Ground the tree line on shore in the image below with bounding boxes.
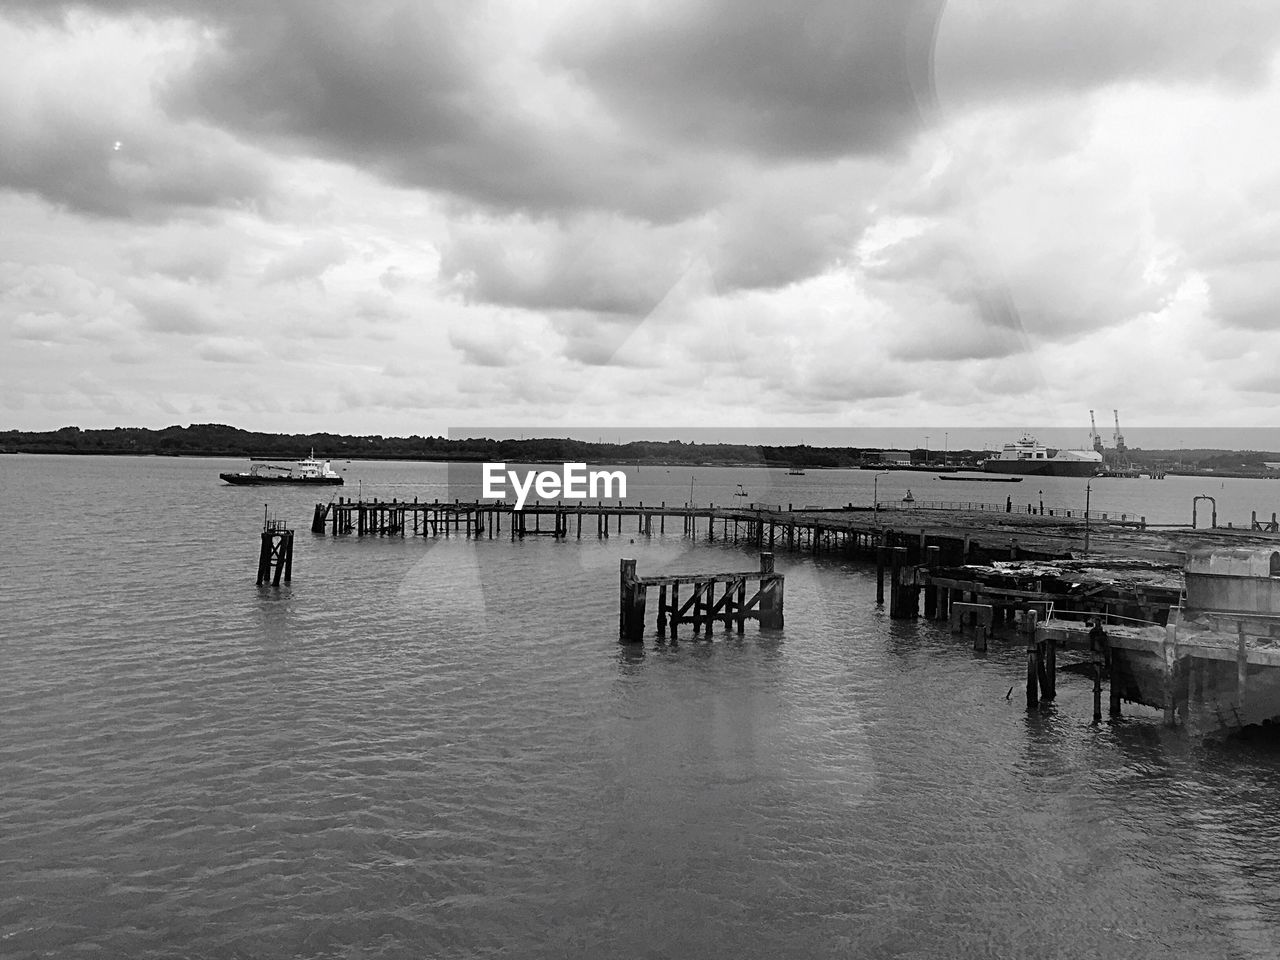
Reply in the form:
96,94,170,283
1,424,1276,476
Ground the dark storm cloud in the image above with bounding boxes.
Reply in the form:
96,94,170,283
557,0,946,158
0,116,271,221
9,0,946,222
156,1,721,221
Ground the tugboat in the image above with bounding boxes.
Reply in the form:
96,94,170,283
220,451,344,486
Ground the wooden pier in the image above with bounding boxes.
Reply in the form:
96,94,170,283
309,496,1254,568
1028,615,1280,731
619,553,784,643
309,495,1280,731
311,497,896,555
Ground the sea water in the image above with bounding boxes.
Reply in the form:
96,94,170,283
4,455,1280,958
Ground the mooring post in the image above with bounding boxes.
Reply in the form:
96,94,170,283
759,552,782,628
619,558,642,642
1025,610,1039,709
1036,639,1052,701
889,547,912,618
1027,643,1040,710
771,565,784,629
885,545,896,611
923,545,940,618
256,517,293,586
658,584,668,638
634,583,647,642
256,528,270,584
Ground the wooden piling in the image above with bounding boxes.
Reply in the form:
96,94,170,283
1026,641,1039,710
619,558,644,643
256,519,294,586
889,547,915,619
923,545,940,618
1035,641,1052,701
758,552,783,629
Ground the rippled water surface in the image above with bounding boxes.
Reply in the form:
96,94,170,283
5,455,1280,958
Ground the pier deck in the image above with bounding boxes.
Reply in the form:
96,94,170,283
313,496,1280,566
308,495,1280,732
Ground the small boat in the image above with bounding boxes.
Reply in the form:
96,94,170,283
787,466,806,475
220,451,344,486
902,489,914,503
734,484,750,497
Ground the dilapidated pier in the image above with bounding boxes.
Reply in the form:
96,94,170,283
311,495,1168,561
309,494,1280,732
914,545,1280,734
619,553,784,643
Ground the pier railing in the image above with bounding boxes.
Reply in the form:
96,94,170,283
873,500,1143,524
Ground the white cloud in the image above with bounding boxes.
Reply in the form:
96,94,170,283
2,1,1279,433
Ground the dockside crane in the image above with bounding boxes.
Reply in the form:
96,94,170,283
1113,409,1126,453
1089,410,1104,452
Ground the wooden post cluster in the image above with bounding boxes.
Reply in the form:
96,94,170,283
256,518,293,586
619,553,784,643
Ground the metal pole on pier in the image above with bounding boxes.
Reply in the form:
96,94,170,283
1084,481,1091,557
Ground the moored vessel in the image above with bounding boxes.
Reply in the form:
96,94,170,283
220,452,344,486
981,434,1101,478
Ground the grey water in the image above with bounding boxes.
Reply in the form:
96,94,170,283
5,455,1280,959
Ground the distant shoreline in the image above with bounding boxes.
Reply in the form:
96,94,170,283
3,433,1279,480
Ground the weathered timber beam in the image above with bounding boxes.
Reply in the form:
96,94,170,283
672,582,714,620
635,570,776,585
1037,624,1280,667
923,577,1062,600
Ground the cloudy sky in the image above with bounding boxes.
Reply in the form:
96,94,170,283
3,1,1280,440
